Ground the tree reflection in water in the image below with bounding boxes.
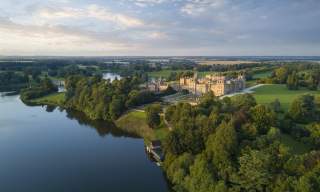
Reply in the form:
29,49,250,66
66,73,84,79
64,109,140,138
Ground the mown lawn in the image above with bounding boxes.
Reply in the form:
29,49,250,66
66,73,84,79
115,110,169,142
252,84,320,111
252,71,272,79
31,92,65,106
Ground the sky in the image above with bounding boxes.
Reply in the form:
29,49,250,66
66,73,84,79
0,0,319,56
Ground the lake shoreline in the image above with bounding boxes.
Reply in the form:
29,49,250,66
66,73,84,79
22,92,169,143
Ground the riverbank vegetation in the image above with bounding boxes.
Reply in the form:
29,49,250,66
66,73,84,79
0,71,29,91
20,78,58,102
30,92,65,106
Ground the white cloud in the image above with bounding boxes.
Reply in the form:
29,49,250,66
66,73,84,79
0,18,131,55
129,0,168,7
148,31,167,39
87,5,144,27
181,0,225,15
38,7,82,19
35,4,144,28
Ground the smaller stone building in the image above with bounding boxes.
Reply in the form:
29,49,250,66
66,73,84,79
147,78,169,92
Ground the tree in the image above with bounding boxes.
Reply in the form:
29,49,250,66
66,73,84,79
238,149,272,191
109,97,124,120
165,153,194,185
206,121,238,179
297,164,320,192
145,104,161,128
250,104,276,134
231,93,256,111
306,123,320,148
275,67,289,83
289,95,316,123
287,71,299,90
164,105,176,123
269,99,281,113
183,154,216,192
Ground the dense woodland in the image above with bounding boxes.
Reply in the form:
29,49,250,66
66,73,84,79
0,71,29,91
163,92,320,192
20,78,58,101
259,63,320,91
64,75,161,120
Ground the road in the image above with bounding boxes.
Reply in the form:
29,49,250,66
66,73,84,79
220,84,267,99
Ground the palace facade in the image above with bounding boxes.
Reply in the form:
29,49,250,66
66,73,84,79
179,74,246,96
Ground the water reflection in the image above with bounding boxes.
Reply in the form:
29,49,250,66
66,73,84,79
0,94,170,192
102,72,121,81
64,109,140,138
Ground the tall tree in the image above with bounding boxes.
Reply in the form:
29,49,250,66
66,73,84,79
145,104,161,128
206,121,238,179
289,95,316,123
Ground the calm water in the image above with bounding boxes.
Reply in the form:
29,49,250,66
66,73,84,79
0,94,169,192
102,73,121,81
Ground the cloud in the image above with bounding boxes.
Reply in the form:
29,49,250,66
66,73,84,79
181,0,225,15
0,0,319,56
148,31,167,39
35,4,144,28
87,5,144,27
0,17,133,55
128,0,168,7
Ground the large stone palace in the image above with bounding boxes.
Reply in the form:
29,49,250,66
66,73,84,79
179,73,246,96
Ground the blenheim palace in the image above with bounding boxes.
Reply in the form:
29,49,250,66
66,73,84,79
179,74,246,96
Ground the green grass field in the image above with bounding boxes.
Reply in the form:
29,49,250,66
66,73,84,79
31,92,65,106
147,70,186,78
147,70,217,79
116,110,169,142
252,71,272,79
252,84,320,111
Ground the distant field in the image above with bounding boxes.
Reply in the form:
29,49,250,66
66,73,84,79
198,60,259,65
148,70,217,78
148,70,186,78
252,71,272,79
252,84,320,111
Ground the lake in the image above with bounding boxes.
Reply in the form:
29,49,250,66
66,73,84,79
102,73,121,81
0,94,170,192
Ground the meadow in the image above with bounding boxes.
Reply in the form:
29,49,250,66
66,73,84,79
148,69,217,79
252,84,320,111
252,70,272,79
115,110,169,142
31,92,65,106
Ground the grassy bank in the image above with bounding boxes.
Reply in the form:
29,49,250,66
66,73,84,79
30,92,66,106
115,110,169,142
252,84,320,111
